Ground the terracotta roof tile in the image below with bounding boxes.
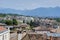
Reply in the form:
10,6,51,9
0,26,6,32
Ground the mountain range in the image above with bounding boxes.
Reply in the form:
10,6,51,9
0,7,60,17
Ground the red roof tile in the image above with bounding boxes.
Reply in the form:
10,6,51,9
0,26,6,32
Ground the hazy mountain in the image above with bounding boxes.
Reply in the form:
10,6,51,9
0,8,23,14
0,7,60,17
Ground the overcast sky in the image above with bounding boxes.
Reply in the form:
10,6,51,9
0,0,60,10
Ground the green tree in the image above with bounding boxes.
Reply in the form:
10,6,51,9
30,20,33,26
54,18,60,22
5,20,13,25
13,19,18,25
23,20,25,23
0,20,5,23
26,21,30,24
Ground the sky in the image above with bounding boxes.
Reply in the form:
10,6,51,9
0,0,60,10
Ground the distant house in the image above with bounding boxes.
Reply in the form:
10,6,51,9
51,28,60,33
0,23,14,30
20,23,29,30
5,26,14,30
46,33,60,40
53,25,60,29
13,23,29,31
3,15,13,20
33,26,49,31
0,23,6,26
0,26,10,40
20,23,27,27
0,17,4,20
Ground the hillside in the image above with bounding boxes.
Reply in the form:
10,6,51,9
0,7,60,17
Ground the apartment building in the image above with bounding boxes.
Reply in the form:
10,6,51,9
0,26,10,40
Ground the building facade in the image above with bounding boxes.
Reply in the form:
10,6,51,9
0,27,10,40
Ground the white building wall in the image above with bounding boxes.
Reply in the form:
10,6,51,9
18,33,22,40
4,32,10,40
18,33,26,40
0,30,10,40
0,35,3,40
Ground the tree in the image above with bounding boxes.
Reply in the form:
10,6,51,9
29,20,33,26
5,20,13,25
13,19,18,25
0,20,5,23
23,20,25,23
29,20,40,27
26,21,30,24
54,18,60,22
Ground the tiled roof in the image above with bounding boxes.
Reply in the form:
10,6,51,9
0,23,6,26
0,26,7,33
